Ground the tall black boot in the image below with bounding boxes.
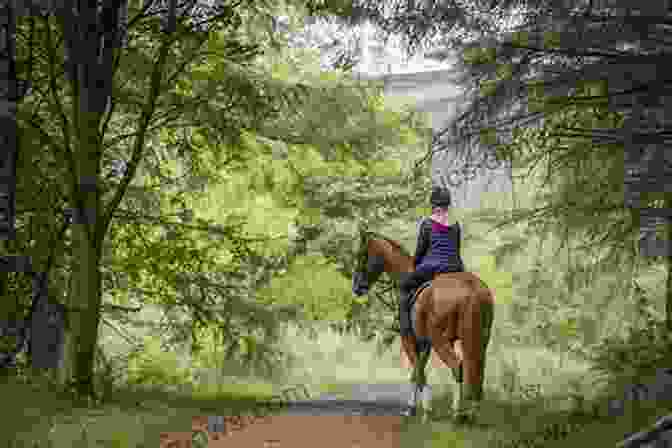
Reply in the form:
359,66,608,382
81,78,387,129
399,289,412,337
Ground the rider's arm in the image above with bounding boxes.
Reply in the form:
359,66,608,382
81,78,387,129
454,223,466,271
413,218,432,268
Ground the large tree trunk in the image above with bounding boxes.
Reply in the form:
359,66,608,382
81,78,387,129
666,195,672,333
0,2,18,241
56,0,119,399
69,217,102,398
68,102,104,398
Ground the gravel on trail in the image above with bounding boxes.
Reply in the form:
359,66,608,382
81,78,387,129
277,383,431,416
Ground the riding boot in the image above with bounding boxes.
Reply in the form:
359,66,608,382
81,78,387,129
399,289,413,337
415,336,431,358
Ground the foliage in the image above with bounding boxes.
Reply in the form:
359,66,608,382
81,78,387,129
116,2,429,376
587,284,672,385
125,336,196,389
307,0,672,339
0,0,437,395
304,0,526,60
6,0,305,395
258,254,352,322
279,8,366,71
206,18,432,340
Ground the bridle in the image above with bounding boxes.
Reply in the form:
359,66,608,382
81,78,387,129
352,223,388,294
354,225,370,273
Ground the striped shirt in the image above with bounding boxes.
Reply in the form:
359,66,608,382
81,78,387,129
416,220,464,274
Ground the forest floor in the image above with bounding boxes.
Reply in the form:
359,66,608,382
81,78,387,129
3,323,671,448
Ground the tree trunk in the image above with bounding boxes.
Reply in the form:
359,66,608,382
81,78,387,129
665,195,672,333
57,325,76,386
0,2,18,244
0,2,18,319
55,0,118,400
69,226,102,398
68,103,104,398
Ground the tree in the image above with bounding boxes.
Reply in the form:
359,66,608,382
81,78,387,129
5,0,434,396
9,0,317,398
202,29,432,344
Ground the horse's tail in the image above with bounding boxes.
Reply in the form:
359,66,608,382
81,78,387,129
461,281,494,387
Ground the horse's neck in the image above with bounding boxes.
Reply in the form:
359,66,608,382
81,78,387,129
378,240,414,276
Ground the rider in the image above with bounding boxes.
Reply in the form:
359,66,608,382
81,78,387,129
400,187,465,351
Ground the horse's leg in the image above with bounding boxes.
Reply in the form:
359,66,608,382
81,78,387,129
409,347,431,418
406,354,426,417
414,343,431,386
403,301,428,416
456,291,495,422
401,334,417,368
416,351,433,423
402,335,418,416
427,304,466,420
411,299,433,419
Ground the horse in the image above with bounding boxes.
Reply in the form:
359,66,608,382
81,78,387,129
351,226,495,422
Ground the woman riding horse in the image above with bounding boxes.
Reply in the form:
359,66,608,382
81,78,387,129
400,187,464,358
351,187,494,422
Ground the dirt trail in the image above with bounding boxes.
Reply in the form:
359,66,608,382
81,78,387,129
195,414,404,447
159,383,420,447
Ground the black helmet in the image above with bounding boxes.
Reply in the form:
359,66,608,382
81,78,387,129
430,187,452,207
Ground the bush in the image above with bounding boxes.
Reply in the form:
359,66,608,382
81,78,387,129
125,336,195,391
587,312,672,394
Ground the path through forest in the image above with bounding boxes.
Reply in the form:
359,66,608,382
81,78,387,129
160,383,425,447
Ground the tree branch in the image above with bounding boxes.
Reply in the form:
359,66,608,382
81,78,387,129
101,30,177,239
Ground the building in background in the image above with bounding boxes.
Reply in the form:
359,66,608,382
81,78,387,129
353,26,513,210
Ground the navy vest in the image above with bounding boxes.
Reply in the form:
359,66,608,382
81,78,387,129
417,221,464,274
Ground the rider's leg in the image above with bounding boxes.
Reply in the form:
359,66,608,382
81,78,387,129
399,272,425,338
400,272,424,372
402,270,435,387
408,270,434,356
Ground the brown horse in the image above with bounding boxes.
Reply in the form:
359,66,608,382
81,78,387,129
351,226,494,422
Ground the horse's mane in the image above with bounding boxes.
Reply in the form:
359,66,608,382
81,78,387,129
370,233,411,258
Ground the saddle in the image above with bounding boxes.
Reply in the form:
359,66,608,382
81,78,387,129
409,281,433,310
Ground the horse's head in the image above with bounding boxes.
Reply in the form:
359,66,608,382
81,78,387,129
352,227,413,296
352,229,385,296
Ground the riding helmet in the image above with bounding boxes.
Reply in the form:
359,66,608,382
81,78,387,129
430,187,452,207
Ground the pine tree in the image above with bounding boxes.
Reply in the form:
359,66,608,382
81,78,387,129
306,0,672,332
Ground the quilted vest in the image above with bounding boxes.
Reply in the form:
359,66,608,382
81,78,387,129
417,220,464,274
